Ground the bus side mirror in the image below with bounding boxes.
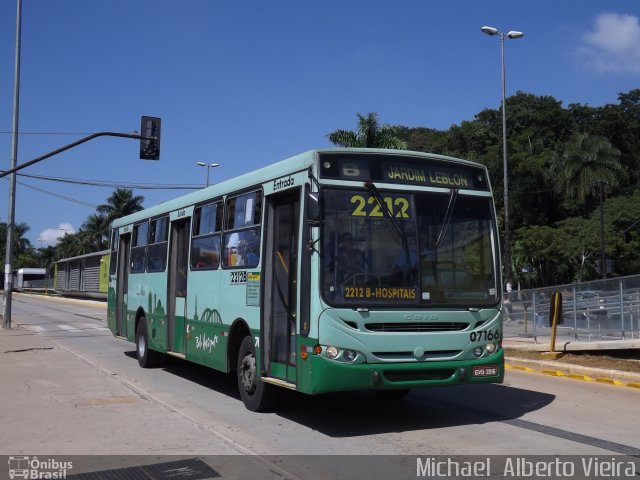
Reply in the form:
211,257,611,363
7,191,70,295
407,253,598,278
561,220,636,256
306,192,323,225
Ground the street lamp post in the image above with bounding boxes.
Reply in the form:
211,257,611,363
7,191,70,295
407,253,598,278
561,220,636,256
196,162,220,187
481,25,524,289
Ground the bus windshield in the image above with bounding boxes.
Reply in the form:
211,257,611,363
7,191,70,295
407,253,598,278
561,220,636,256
321,187,498,307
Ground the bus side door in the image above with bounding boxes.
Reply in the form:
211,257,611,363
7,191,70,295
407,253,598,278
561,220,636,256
262,189,300,384
167,218,190,355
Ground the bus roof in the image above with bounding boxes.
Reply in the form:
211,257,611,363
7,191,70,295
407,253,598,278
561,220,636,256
111,148,486,229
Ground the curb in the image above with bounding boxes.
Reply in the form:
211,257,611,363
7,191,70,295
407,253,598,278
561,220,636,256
505,357,640,389
13,291,106,308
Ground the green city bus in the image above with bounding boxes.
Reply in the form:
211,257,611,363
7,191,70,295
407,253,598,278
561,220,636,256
107,148,504,411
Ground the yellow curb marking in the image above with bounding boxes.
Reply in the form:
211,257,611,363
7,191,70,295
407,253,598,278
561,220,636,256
505,362,637,389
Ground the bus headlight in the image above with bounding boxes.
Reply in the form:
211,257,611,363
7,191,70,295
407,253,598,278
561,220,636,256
326,346,339,359
321,345,364,363
485,343,497,354
343,349,357,362
473,346,484,357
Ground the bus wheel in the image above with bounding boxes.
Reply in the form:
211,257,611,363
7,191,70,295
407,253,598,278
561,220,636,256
374,389,411,400
136,317,161,368
237,336,274,411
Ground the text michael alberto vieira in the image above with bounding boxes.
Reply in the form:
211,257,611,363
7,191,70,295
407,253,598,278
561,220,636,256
416,457,637,477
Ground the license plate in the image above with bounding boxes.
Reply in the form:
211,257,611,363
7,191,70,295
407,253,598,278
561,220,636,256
473,365,498,377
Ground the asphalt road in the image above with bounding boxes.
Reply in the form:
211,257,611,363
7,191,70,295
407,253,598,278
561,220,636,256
2,294,639,478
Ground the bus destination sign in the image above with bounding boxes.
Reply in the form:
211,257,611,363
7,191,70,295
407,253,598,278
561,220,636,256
319,153,488,191
381,162,475,189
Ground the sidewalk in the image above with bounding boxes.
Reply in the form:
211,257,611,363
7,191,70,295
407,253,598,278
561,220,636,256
0,324,240,455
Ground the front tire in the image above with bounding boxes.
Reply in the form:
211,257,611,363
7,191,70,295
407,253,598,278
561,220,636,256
136,317,162,368
237,335,275,411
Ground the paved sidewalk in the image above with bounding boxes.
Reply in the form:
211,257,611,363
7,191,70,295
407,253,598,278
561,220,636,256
0,324,240,455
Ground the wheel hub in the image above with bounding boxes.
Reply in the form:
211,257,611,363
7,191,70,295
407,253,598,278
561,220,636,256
240,353,256,394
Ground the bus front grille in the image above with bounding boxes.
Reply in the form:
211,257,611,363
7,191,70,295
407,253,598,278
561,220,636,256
372,350,461,361
365,322,468,332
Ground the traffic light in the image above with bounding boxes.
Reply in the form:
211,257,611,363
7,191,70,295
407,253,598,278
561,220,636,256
140,116,161,160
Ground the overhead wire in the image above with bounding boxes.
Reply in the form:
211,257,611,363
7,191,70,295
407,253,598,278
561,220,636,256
1,172,203,210
15,171,202,190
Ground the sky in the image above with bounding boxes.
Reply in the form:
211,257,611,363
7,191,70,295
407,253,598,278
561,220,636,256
1,1,639,248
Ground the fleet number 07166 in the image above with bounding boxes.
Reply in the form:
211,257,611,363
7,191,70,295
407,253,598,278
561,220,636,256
469,329,500,342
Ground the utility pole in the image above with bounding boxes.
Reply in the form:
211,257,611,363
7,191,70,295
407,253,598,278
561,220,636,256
3,0,22,329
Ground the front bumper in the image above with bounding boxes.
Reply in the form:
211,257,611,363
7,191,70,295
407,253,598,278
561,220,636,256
299,348,504,395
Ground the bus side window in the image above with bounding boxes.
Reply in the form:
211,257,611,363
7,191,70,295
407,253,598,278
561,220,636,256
191,201,222,270
223,191,262,268
130,222,148,274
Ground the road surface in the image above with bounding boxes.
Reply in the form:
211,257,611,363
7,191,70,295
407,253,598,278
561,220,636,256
2,294,638,478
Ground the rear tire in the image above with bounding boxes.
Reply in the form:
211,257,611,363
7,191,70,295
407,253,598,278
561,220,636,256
136,317,162,368
237,335,275,411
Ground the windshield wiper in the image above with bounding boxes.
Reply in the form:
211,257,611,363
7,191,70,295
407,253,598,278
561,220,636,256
365,182,415,279
436,188,459,248
364,181,407,246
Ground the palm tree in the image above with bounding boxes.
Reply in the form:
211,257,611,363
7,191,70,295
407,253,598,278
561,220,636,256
56,231,89,259
97,188,145,224
13,223,32,255
327,112,407,149
0,221,32,260
552,133,623,209
82,213,109,251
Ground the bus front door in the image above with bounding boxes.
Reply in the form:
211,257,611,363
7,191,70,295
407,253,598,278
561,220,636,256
263,190,300,385
116,233,131,338
167,219,190,355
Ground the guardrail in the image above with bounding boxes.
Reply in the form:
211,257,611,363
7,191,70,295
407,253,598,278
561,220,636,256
503,275,640,343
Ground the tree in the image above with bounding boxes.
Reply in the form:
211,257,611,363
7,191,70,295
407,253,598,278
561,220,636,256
56,231,89,259
82,213,109,251
551,133,623,212
0,221,32,261
97,188,144,224
327,112,407,149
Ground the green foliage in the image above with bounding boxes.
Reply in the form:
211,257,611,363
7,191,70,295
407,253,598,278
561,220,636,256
97,188,145,223
0,222,32,264
327,112,408,149
551,133,623,210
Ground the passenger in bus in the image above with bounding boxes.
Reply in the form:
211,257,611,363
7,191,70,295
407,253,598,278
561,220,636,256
237,239,259,266
336,233,365,283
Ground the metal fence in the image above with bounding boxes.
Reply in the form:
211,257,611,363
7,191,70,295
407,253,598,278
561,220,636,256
503,275,640,343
